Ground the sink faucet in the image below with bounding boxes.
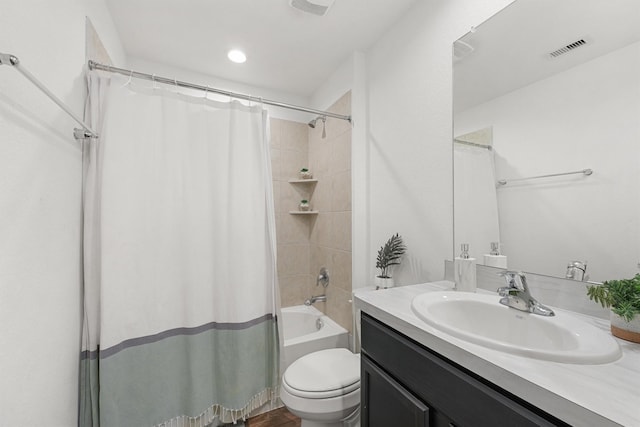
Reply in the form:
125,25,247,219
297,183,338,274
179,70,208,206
497,271,555,316
304,295,327,306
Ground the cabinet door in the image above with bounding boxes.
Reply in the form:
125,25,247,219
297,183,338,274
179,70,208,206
361,355,430,427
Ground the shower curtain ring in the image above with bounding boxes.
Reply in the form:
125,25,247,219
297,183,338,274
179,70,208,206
123,70,133,87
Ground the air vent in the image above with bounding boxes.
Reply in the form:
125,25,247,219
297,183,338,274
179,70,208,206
289,0,336,16
548,39,588,58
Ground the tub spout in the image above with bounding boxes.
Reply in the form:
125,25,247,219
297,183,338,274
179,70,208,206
304,295,327,306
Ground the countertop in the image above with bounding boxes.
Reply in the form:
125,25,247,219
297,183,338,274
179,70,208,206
354,281,640,427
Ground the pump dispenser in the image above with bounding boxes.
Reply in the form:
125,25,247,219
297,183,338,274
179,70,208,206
484,242,508,269
454,243,477,292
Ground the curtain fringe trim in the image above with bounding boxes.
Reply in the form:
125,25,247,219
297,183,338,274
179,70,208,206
153,387,279,427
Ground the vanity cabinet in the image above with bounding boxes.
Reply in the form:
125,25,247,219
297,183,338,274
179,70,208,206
360,313,569,427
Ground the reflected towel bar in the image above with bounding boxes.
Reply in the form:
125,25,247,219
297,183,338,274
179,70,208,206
497,168,593,186
454,139,492,150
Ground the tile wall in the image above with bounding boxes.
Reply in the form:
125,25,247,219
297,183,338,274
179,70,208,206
270,92,353,334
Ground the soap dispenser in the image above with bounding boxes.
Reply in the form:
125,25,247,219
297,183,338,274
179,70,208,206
483,242,508,269
455,243,477,292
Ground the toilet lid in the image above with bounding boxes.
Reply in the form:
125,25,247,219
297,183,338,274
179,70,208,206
283,348,360,399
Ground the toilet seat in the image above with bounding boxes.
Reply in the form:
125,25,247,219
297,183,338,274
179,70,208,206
282,348,360,399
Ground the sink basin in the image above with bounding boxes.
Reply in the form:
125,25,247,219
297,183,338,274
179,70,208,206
411,291,621,364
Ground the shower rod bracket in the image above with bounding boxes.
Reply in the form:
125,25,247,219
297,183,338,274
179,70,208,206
0,53,19,66
74,128,95,140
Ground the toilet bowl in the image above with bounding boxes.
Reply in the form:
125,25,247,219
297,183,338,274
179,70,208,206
280,348,360,427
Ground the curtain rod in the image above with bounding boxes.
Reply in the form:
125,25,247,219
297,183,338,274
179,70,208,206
88,61,352,123
497,168,593,186
0,52,97,139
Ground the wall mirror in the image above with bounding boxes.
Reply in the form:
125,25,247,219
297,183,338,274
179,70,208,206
453,0,640,283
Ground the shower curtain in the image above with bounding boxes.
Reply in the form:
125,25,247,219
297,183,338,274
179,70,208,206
454,142,501,259
80,73,280,427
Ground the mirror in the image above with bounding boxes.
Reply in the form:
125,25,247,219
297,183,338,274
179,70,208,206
453,0,640,283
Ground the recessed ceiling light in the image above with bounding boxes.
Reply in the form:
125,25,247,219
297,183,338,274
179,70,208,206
227,49,247,64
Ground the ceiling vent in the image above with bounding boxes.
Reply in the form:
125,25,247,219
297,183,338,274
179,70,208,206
548,39,588,59
289,0,336,16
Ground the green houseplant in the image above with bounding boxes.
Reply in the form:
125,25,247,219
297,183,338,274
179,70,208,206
375,233,406,288
587,274,640,343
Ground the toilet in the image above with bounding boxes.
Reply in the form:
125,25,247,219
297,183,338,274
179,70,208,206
280,348,361,427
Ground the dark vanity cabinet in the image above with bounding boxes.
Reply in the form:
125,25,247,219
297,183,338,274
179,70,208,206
360,313,569,427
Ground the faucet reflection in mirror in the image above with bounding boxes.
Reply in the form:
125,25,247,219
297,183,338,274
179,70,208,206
566,260,588,281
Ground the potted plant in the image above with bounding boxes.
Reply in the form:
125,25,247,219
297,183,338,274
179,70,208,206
587,274,640,343
375,233,406,288
299,168,313,179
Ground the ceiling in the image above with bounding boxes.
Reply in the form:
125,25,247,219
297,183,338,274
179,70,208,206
454,0,640,112
105,0,418,97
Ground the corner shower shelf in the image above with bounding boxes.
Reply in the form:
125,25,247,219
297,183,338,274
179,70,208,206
289,210,319,215
288,178,318,215
288,179,318,184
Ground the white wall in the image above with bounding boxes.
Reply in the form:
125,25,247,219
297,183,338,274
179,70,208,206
354,0,514,287
456,41,640,282
0,1,124,425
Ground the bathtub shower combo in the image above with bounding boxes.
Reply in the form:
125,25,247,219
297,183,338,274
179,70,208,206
281,305,349,369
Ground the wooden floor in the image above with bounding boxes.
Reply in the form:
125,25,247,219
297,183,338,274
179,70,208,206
245,407,301,427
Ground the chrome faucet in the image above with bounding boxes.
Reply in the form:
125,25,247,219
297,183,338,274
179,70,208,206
497,271,555,316
305,267,330,305
317,267,330,288
304,295,327,306
566,260,588,281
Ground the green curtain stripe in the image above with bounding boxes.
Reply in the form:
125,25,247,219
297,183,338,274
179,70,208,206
80,318,279,427
81,314,276,360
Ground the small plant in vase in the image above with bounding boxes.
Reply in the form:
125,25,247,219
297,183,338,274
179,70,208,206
299,199,310,211
375,233,406,288
299,168,313,179
587,274,640,343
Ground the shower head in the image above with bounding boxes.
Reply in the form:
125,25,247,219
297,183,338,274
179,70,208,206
308,116,323,128
308,116,327,138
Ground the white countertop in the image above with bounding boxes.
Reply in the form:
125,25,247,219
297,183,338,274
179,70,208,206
354,281,640,427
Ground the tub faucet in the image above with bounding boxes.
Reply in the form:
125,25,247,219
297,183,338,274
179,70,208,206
317,267,329,288
497,271,555,317
304,295,327,306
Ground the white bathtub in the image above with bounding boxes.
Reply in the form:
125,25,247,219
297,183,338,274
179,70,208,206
281,305,349,369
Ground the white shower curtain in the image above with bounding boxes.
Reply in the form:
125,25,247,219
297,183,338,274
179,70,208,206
454,143,501,260
80,73,280,427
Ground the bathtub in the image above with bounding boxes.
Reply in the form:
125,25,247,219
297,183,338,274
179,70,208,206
281,305,349,369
